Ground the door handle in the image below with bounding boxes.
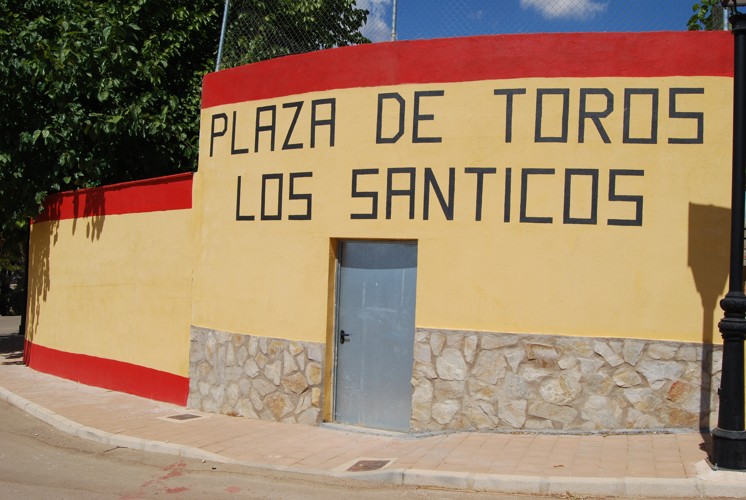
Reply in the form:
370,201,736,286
340,330,350,344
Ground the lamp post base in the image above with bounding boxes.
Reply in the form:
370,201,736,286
712,427,746,471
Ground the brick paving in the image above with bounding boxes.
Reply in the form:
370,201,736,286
0,363,710,481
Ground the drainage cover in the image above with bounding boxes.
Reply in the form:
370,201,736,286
166,413,202,421
346,459,391,472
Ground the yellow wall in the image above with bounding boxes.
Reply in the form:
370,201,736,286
193,76,731,344
27,208,193,376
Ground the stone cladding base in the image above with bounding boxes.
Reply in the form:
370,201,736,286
411,329,721,433
187,325,721,433
187,327,324,425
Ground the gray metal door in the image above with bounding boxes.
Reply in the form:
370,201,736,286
334,241,417,432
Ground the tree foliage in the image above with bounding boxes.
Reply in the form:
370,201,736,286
221,0,369,68
688,0,725,30
0,0,220,263
0,0,368,277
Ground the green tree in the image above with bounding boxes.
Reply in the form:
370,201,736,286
689,0,725,30
221,0,370,68
0,0,368,285
0,0,221,273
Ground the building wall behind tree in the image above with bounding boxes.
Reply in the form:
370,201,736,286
24,174,194,405
188,31,735,430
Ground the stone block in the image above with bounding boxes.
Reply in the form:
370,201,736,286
528,401,577,425
581,395,622,428
287,341,304,356
463,401,496,429
249,388,264,410
675,345,698,362
432,400,460,425
430,331,446,356
225,366,244,382
584,372,614,396
463,335,478,363
268,339,284,357
558,356,577,370
307,343,324,362
623,387,660,412
412,360,437,380
235,399,259,419
593,341,624,367
500,373,529,399
468,379,498,402
527,343,559,367
305,362,322,385
413,341,431,364
264,392,294,420
225,382,240,407
248,336,259,357
225,343,237,367
258,337,268,355
295,391,312,412
243,360,260,377
503,346,525,373
622,339,646,366
539,371,581,405
555,337,595,357
472,350,505,384
481,333,518,350
297,407,320,425
295,352,306,371
252,378,276,397
578,357,605,376
283,350,297,374
282,372,309,395
264,360,282,385
435,348,467,381
444,331,464,349
498,399,527,429
612,366,643,387
647,343,678,361
637,359,684,389
434,380,465,401
236,346,249,366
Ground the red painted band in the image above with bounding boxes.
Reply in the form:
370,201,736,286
33,172,193,223
24,340,188,406
202,31,732,109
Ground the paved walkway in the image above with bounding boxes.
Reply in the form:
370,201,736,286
0,352,744,497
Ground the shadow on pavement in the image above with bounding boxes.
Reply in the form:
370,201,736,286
0,332,24,366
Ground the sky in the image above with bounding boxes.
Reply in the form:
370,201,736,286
356,0,725,42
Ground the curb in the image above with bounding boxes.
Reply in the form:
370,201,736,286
0,386,227,464
1,385,745,498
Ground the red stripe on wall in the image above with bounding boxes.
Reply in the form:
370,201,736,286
33,172,193,223
24,340,188,406
203,31,732,109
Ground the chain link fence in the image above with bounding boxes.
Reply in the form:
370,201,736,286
216,0,729,70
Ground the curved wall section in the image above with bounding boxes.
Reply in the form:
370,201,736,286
25,173,193,405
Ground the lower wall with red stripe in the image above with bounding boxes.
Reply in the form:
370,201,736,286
24,340,189,405
25,173,194,406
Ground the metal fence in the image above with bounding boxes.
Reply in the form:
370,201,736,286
216,0,729,70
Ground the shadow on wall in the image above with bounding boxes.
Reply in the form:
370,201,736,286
24,188,107,364
687,202,729,436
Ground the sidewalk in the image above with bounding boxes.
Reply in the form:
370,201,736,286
0,360,744,498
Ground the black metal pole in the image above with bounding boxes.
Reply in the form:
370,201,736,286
711,12,746,472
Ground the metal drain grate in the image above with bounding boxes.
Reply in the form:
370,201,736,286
346,459,391,472
166,413,202,421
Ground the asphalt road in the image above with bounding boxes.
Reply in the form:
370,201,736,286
0,400,516,500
